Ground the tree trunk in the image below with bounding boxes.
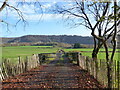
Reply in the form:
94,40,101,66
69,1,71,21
111,0,117,62
104,42,112,88
92,39,102,60
92,50,97,60
92,37,97,60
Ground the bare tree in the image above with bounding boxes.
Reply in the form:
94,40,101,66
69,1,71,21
54,0,120,88
0,0,42,30
55,0,119,59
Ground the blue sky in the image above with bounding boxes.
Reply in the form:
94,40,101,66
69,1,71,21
1,0,119,37
0,0,92,37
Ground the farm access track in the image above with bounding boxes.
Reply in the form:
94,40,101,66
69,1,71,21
2,53,103,89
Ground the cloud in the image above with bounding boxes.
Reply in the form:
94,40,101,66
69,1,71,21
1,1,75,22
42,3,52,9
1,2,41,18
24,14,63,21
20,4,39,14
42,14,63,21
1,1,63,22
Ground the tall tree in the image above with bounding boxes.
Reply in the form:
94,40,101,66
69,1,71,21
54,0,120,88
54,0,120,59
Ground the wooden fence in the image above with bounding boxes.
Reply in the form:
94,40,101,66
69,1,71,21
38,53,56,64
66,52,120,89
1,52,119,88
0,54,40,81
0,53,57,81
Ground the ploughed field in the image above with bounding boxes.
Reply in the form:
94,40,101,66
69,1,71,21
2,46,119,61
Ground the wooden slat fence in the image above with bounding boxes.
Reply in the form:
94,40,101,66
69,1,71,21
0,53,57,81
0,54,40,81
79,53,120,89
66,52,120,89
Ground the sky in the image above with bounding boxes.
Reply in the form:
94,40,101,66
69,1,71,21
0,0,120,37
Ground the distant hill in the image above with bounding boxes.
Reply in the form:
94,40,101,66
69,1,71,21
2,35,94,44
2,35,120,47
1,38,15,44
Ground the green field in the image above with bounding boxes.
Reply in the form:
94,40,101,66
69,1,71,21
64,48,119,60
2,46,120,61
2,46,59,58
81,52,119,60
64,48,120,52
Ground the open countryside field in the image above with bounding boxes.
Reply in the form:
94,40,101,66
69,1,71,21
2,46,120,61
2,46,59,58
64,48,120,61
81,51,119,61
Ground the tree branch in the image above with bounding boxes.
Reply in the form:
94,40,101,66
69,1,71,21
0,0,8,12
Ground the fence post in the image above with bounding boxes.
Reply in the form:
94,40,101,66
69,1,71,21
86,56,89,71
0,66,4,81
38,54,42,65
117,61,120,89
76,52,80,66
2,59,8,78
18,56,21,64
79,54,82,67
24,56,28,72
114,60,117,88
94,60,98,80
37,54,40,65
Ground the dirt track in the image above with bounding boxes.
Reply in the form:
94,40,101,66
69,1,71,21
2,58,103,89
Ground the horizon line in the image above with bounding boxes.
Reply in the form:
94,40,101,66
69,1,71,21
1,34,92,38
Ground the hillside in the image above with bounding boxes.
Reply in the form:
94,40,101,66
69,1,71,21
1,38,15,44
2,35,94,45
